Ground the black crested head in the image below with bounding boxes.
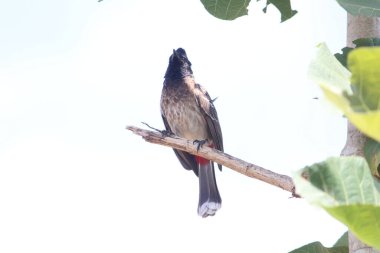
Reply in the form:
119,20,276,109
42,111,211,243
164,48,193,80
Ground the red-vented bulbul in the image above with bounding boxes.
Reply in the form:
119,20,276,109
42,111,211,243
160,48,223,217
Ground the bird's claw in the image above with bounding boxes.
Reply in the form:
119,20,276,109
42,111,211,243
160,129,173,137
193,139,208,152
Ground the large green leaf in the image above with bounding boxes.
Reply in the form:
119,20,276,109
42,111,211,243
335,38,380,67
348,47,380,111
364,138,380,178
333,232,348,247
309,44,380,142
263,0,297,22
289,232,348,253
199,0,297,21
289,242,347,253
200,0,249,20
336,0,380,17
293,157,380,250
309,43,352,92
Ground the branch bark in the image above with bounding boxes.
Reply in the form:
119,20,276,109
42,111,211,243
127,125,297,196
344,13,380,253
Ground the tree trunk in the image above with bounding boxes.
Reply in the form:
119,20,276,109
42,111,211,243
343,14,380,253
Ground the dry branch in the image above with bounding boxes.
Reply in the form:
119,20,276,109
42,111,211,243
127,125,297,197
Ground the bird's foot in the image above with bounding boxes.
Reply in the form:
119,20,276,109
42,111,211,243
193,139,208,152
160,129,174,137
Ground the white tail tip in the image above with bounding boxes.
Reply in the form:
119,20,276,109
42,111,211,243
198,201,221,218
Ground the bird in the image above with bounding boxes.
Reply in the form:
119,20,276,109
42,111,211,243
160,48,224,217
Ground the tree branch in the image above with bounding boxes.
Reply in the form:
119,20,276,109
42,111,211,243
127,125,297,197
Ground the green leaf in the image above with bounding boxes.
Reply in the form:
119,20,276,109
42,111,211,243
308,43,352,94
199,0,297,21
336,0,380,17
364,138,380,178
348,47,380,111
333,232,348,247
289,232,348,253
334,38,380,67
289,241,347,253
334,47,353,68
309,44,380,142
262,0,297,22
293,157,380,250
200,0,250,20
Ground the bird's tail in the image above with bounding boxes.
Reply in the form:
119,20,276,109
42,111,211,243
197,161,221,217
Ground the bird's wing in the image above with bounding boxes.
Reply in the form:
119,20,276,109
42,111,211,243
194,83,224,171
161,114,199,176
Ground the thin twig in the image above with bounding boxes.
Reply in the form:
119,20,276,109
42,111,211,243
126,125,298,197
141,122,164,133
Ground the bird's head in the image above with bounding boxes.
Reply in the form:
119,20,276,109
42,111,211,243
164,48,193,80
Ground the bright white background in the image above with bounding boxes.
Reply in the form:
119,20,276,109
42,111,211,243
0,0,348,252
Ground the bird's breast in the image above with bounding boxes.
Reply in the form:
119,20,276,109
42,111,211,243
161,84,209,141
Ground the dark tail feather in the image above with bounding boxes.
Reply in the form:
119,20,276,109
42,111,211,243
197,162,221,217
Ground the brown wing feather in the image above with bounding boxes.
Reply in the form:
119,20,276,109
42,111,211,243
161,115,199,176
194,83,224,171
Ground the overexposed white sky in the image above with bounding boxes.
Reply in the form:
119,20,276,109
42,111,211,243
0,0,348,252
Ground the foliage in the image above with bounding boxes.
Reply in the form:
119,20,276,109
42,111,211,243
197,1,380,251
262,0,297,22
364,138,380,178
289,232,348,253
200,0,296,21
337,0,380,17
293,157,380,250
335,38,380,67
307,44,380,249
200,0,249,20
199,0,380,21
289,242,347,253
333,232,348,248
309,43,380,142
